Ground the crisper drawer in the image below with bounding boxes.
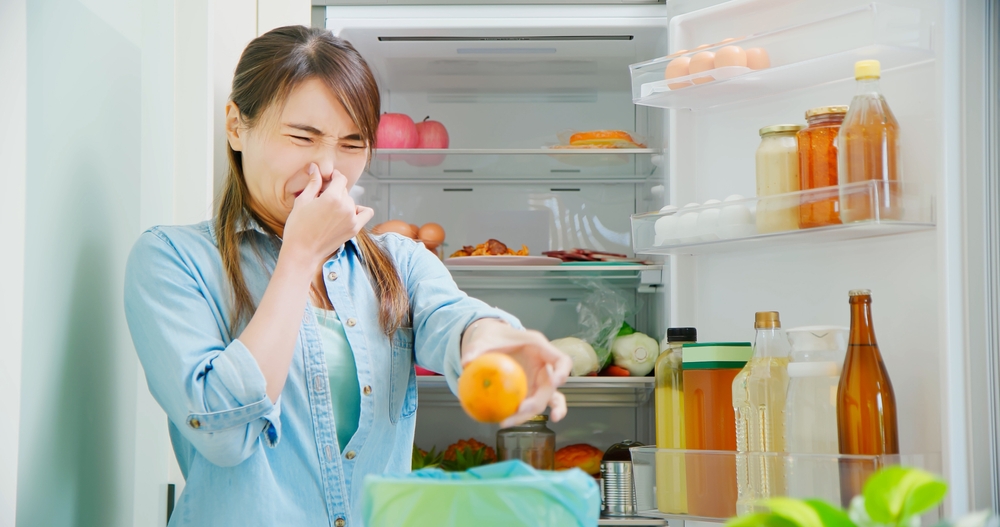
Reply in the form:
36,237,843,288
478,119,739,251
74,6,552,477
387,182,636,257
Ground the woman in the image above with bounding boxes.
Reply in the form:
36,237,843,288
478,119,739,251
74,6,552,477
124,26,572,526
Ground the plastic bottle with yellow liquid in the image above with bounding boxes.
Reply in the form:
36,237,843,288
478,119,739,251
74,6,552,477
654,327,696,514
838,60,902,222
733,312,790,515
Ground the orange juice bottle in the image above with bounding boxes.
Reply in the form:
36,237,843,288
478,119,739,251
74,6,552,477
838,60,902,223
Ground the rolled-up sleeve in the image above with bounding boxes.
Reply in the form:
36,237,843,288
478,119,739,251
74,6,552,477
400,237,522,394
124,230,281,467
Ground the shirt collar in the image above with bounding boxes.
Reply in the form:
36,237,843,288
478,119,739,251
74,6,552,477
236,215,362,259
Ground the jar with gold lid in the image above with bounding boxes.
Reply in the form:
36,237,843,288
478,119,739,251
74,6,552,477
496,414,555,470
756,124,804,234
798,105,848,228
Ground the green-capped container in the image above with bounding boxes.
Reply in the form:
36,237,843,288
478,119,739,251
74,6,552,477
681,342,752,518
681,342,753,370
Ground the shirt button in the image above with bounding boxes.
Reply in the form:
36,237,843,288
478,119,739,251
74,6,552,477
346,318,357,327
313,375,324,393
328,271,338,281
324,445,333,461
188,417,201,429
345,450,356,460
363,385,372,396
335,518,346,527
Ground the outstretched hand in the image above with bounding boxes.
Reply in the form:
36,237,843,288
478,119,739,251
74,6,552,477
460,319,573,428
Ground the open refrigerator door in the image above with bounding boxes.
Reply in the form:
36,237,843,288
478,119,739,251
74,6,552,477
319,0,982,524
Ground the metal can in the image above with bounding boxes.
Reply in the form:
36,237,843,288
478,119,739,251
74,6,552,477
601,440,645,516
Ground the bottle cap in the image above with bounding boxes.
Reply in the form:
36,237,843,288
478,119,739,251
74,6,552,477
755,311,781,329
528,414,548,422
759,124,803,137
855,60,881,80
666,327,697,342
805,105,849,119
849,289,872,297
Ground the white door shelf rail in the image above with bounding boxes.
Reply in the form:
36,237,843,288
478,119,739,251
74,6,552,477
629,3,933,111
447,263,664,291
631,181,935,256
369,148,664,180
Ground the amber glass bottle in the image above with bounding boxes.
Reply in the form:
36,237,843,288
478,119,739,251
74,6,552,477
836,290,899,502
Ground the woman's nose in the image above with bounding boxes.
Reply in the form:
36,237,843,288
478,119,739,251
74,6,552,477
316,160,335,181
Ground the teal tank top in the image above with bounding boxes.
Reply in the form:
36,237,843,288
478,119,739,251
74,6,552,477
314,308,361,451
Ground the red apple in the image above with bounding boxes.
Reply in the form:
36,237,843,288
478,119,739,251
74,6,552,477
406,116,449,166
376,113,418,149
415,116,449,148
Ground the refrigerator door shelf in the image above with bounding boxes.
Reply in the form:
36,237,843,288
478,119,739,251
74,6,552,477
417,375,655,408
629,446,942,524
631,181,935,256
629,3,933,110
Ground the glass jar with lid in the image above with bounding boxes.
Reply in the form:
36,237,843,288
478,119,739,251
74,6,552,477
797,106,848,228
496,414,555,470
756,124,804,234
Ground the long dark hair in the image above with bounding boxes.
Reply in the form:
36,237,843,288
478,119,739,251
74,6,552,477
217,25,408,336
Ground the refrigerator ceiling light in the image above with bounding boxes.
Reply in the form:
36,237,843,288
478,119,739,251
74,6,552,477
377,35,634,42
457,48,557,54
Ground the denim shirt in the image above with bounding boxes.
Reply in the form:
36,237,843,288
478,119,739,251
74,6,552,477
123,220,521,527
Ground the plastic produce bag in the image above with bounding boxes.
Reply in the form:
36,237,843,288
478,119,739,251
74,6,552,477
573,279,634,367
362,460,600,527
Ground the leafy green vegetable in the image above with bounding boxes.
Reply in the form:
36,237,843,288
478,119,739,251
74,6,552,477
725,466,950,527
725,512,800,527
411,445,444,470
617,321,636,337
804,499,856,527
763,497,825,527
864,466,947,525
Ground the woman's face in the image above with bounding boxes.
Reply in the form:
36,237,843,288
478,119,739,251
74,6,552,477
225,77,369,231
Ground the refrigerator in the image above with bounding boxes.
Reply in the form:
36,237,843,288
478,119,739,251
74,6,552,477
316,0,991,523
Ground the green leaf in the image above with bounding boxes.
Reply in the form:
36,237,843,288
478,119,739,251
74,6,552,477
863,467,948,525
726,513,801,527
804,499,857,527
617,322,636,336
762,497,823,527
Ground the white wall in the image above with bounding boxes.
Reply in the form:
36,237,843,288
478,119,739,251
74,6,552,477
257,0,310,35
16,0,144,525
0,0,28,525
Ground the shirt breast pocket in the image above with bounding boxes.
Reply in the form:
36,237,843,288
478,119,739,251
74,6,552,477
389,327,417,424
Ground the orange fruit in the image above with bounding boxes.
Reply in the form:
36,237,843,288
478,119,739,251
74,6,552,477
457,353,528,423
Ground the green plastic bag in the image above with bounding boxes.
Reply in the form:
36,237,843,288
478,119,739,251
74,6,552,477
362,460,601,527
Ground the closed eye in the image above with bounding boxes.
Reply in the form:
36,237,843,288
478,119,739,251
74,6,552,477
290,135,313,144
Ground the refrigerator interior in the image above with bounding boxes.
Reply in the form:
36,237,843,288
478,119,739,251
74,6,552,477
324,0,947,515
326,4,671,456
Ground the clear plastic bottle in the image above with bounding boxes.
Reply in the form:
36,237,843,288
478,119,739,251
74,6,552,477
734,312,791,515
784,326,848,505
838,60,902,223
654,327,697,514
